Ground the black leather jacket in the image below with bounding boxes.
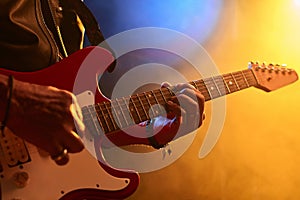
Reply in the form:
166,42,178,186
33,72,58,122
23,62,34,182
0,0,84,71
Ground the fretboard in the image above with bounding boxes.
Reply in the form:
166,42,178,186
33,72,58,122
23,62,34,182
192,69,257,101
82,69,258,135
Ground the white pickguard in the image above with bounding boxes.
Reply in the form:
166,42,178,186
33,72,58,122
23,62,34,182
0,91,131,200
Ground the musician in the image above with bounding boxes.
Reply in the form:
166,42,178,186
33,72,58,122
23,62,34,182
0,0,205,166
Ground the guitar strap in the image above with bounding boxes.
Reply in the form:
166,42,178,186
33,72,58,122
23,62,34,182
62,0,112,46
62,0,116,70
63,0,104,46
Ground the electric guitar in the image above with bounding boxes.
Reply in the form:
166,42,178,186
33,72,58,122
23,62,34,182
0,46,298,200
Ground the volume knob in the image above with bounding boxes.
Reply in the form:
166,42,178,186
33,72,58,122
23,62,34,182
12,171,29,188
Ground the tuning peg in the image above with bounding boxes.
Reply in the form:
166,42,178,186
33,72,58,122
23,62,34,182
255,61,262,69
250,61,260,70
288,69,294,74
248,62,253,69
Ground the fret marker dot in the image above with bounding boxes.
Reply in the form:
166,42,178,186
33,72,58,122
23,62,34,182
228,81,233,85
210,87,214,90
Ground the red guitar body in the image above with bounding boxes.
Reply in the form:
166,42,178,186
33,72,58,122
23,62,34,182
0,46,140,200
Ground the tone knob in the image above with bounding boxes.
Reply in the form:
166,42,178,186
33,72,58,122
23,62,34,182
12,171,29,188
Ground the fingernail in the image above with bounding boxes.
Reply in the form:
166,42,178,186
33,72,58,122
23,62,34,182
167,100,174,105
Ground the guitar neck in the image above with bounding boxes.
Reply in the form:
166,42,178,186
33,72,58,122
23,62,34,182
193,68,257,101
82,69,257,135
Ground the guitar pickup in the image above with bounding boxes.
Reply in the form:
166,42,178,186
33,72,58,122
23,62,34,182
0,128,31,168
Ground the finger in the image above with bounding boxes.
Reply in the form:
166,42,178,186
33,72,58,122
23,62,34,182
168,89,199,117
166,100,183,117
40,138,69,166
172,83,196,93
61,130,84,153
172,89,204,128
173,88,199,108
72,95,83,119
40,129,82,165
70,102,85,132
177,94,200,122
161,82,172,88
45,126,84,155
176,87,205,112
47,130,83,165
51,148,69,166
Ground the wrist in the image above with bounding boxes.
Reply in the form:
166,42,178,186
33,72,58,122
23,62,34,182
146,117,179,149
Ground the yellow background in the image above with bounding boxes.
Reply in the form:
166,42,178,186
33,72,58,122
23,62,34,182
128,0,300,199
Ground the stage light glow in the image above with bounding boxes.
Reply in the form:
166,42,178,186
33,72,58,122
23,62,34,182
294,0,300,6
85,0,223,43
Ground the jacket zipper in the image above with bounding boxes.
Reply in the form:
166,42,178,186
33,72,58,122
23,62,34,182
46,0,69,58
38,0,68,62
38,0,61,62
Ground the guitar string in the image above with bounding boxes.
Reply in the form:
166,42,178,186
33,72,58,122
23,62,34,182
82,69,258,134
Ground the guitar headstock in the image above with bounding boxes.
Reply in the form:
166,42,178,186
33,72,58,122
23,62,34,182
249,62,298,92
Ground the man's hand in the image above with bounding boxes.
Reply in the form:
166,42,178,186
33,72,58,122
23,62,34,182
6,79,85,165
150,82,205,147
166,83,205,133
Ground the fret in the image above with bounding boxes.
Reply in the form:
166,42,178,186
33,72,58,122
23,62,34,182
103,101,118,131
143,92,156,118
138,94,150,121
86,105,106,134
127,98,141,124
81,107,92,131
221,75,231,94
159,88,168,103
151,90,165,116
211,77,222,96
130,95,147,122
121,97,137,126
110,100,123,128
203,77,221,99
164,87,174,100
115,98,129,127
241,70,250,87
88,105,104,134
190,80,199,90
151,90,160,105
152,89,169,115
138,93,151,120
232,71,248,90
194,79,211,101
230,73,240,91
127,96,141,124
96,103,112,133
243,69,258,86
212,76,227,96
223,73,239,93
